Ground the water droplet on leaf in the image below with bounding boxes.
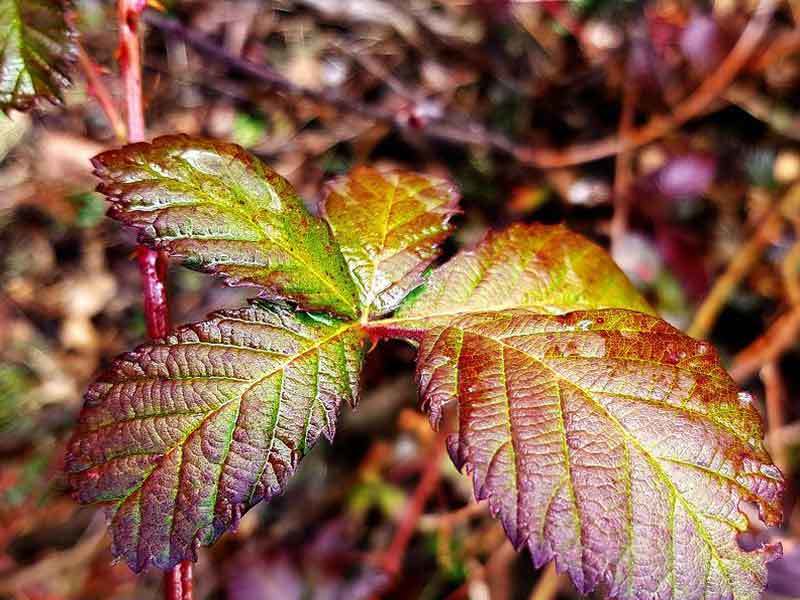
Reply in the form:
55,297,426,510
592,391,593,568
760,464,782,480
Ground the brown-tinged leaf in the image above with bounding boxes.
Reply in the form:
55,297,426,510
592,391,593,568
321,166,459,319
393,223,653,332
66,302,365,571
376,308,783,600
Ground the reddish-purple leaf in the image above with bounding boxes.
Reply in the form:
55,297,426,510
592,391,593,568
376,308,783,600
66,302,365,571
321,166,459,318
92,135,360,318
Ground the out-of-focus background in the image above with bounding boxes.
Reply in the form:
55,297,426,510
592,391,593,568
1,1,799,598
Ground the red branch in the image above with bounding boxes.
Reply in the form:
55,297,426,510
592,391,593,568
143,0,776,169
72,34,127,140
136,245,170,339
117,0,146,143
164,561,193,600
117,1,185,596
117,0,170,340
379,431,447,584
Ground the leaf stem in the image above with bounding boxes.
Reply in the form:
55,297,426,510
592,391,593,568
117,0,184,594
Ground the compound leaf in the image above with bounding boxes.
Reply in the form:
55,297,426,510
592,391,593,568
0,0,75,111
92,135,360,318
406,308,783,600
321,166,459,318
66,302,365,571
394,223,653,332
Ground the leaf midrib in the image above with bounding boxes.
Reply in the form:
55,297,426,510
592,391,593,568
107,321,357,519
133,162,359,316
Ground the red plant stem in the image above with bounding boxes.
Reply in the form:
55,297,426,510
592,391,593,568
164,561,193,600
117,0,170,341
380,431,447,581
117,0,146,143
71,27,127,141
117,1,185,596
136,245,170,338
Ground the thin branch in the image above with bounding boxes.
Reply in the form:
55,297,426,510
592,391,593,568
143,10,519,156
118,0,184,596
729,232,800,381
379,431,448,586
528,562,567,600
725,84,800,141
118,1,146,142
610,75,638,256
761,362,789,474
73,35,127,141
118,0,170,340
519,0,777,168
143,1,776,169
687,183,797,339
730,306,800,382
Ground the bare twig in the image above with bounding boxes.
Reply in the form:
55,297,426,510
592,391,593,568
145,3,774,168
143,1,776,169
74,37,127,141
379,431,448,586
528,562,567,600
610,75,638,256
730,306,800,382
728,198,800,379
782,239,800,305
725,84,800,141
761,362,789,474
688,213,781,340
729,237,800,381
687,182,799,339
142,10,518,156
519,0,777,168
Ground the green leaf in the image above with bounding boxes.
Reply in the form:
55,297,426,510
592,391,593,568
66,302,365,571
92,135,360,318
392,223,653,332
0,0,75,111
321,166,459,318
402,308,783,600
